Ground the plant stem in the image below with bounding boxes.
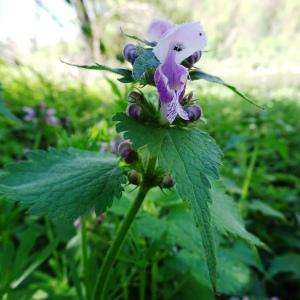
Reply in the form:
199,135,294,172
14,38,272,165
240,142,259,217
151,261,158,300
81,216,91,300
92,185,150,300
139,267,146,300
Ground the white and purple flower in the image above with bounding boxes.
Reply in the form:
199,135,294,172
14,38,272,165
147,20,207,123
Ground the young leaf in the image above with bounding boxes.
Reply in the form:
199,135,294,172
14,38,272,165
189,69,263,109
0,148,125,222
113,112,222,290
61,60,135,83
132,48,160,82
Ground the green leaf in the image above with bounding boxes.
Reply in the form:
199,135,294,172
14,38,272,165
211,181,265,247
268,253,300,279
248,200,286,221
61,60,134,83
189,69,263,109
121,29,156,47
0,148,125,221
0,90,19,122
132,48,160,82
113,112,222,290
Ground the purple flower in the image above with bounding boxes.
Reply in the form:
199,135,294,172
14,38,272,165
154,43,189,123
45,108,58,125
150,21,207,123
23,106,36,122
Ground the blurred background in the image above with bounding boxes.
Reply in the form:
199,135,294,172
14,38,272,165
0,1,299,300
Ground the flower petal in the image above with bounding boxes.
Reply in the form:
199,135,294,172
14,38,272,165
146,19,174,42
153,22,207,63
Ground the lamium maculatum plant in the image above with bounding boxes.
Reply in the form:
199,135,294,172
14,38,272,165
0,19,264,299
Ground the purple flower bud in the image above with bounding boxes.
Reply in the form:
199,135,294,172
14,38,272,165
124,150,139,164
182,51,202,68
128,170,142,185
161,175,174,189
128,91,142,103
185,105,202,122
118,141,132,158
123,43,138,64
118,141,138,164
127,104,143,120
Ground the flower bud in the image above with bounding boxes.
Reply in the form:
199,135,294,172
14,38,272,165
182,51,202,68
185,105,202,122
128,91,142,104
124,150,139,164
118,141,139,164
118,141,132,158
123,43,138,64
127,103,144,120
161,175,174,189
128,170,142,185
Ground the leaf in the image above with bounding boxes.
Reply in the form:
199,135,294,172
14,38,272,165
0,90,19,122
113,112,222,290
120,28,156,47
248,200,286,221
268,253,300,279
0,148,125,221
10,240,58,289
189,69,263,109
132,48,160,82
61,59,134,83
211,181,265,247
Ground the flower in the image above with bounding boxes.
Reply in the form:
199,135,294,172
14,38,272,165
148,20,207,123
154,43,189,123
45,108,58,125
23,106,36,122
146,19,174,42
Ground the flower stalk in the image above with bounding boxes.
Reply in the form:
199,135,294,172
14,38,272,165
92,156,156,300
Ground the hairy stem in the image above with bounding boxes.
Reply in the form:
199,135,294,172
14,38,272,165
92,185,150,300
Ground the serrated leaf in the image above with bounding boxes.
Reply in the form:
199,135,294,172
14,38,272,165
61,60,134,83
113,112,222,290
189,69,263,109
0,148,125,222
211,181,265,247
132,48,160,82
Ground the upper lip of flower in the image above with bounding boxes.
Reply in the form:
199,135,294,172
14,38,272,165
152,22,207,64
